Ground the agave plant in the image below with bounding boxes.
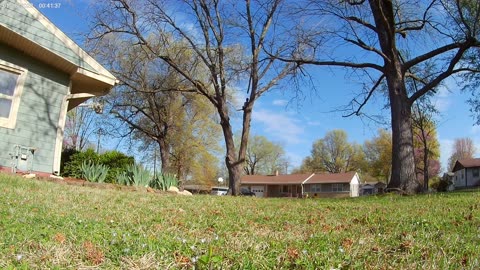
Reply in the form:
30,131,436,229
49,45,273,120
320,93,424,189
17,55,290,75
80,161,109,183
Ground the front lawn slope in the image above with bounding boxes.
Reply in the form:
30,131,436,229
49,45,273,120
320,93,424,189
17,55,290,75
0,174,479,269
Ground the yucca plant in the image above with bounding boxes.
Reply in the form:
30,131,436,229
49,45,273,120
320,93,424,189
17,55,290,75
116,171,132,186
151,173,178,191
80,161,109,183
130,164,151,187
116,164,151,187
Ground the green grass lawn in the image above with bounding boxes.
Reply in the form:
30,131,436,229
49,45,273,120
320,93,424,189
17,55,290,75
0,174,479,269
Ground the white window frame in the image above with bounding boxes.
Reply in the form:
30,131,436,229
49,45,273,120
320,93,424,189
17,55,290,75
0,60,27,129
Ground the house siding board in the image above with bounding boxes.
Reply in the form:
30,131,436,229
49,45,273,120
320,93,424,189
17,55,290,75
464,168,480,187
0,43,69,174
0,0,95,72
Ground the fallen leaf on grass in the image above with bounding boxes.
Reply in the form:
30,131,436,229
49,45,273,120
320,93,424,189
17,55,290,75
82,241,104,265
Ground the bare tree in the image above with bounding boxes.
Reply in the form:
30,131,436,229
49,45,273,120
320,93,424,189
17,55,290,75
277,0,480,193
89,0,295,195
411,100,440,191
64,106,96,151
448,137,476,171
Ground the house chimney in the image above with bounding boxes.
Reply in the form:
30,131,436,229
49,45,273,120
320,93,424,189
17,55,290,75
275,170,279,176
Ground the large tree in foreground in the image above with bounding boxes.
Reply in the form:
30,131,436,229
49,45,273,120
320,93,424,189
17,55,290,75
280,0,480,193
90,0,294,195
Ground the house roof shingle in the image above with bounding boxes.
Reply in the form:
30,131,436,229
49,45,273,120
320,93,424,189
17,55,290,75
241,173,313,185
452,158,480,172
241,172,357,185
307,172,357,184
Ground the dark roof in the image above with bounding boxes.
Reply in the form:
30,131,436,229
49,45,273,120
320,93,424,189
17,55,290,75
241,172,358,185
452,158,480,172
362,181,387,187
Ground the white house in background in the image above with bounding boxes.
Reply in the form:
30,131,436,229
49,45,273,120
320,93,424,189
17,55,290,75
452,158,480,189
240,172,360,198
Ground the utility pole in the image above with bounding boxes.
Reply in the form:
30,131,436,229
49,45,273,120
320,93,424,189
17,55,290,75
96,128,104,154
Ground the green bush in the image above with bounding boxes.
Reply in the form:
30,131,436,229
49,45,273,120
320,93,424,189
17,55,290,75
98,151,134,183
62,149,99,178
431,177,452,192
60,147,78,175
80,161,109,183
62,149,134,183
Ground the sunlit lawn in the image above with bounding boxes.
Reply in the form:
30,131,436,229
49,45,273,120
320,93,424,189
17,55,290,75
0,173,479,269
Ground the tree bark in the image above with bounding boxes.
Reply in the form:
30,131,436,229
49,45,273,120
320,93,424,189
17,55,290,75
423,141,429,191
157,140,170,174
387,83,419,193
369,0,420,194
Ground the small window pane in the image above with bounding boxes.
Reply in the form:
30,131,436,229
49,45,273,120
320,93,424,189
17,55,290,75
0,70,19,96
0,98,12,118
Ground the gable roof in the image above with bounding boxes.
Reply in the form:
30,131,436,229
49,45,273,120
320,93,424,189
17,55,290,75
452,158,480,172
307,172,357,184
241,173,314,185
0,0,116,109
241,172,358,185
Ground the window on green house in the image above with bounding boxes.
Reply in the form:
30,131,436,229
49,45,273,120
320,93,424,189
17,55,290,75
0,61,27,129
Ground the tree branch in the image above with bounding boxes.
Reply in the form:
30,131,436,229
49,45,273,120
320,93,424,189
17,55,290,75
343,74,385,117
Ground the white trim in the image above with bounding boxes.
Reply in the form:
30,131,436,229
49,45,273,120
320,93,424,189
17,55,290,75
301,173,315,185
52,82,71,175
67,93,96,100
15,0,116,83
0,59,27,129
74,67,117,86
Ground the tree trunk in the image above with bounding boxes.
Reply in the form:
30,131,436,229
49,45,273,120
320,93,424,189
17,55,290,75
369,0,420,194
218,99,254,195
218,103,242,195
423,142,429,192
387,83,419,194
157,140,170,174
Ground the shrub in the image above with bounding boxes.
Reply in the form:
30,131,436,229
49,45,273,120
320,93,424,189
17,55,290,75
98,151,134,183
62,149,99,178
431,177,452,192
80,161,109,183
62,149,134,183
60,148,78,175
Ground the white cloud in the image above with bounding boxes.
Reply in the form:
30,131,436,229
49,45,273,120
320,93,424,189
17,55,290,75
252,109,304,144
272,99,288,106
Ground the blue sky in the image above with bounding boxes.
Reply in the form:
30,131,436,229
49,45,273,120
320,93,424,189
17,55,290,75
36,0,480,173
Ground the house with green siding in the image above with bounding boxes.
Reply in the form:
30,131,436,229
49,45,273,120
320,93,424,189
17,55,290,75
0,0,116,176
